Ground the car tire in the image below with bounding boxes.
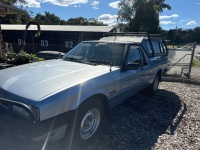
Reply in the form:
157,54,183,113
63,97,104,150
146,74,159,95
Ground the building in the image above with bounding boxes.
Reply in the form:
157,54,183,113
1,24,114,54
0,2,25,58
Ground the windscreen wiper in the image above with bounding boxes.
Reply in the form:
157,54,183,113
85,59,112,65
64,57,80,61
64,57,97,65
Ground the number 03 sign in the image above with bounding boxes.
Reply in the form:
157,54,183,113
41,40,48,47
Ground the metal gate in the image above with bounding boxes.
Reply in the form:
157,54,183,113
165,43,196,79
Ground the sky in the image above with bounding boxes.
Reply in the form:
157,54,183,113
18,0,200,30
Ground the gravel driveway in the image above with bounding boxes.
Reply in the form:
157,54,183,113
0,82,200,150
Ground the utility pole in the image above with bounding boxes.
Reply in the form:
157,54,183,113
173,26,177,48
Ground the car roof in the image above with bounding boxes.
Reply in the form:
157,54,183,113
99,36,145,44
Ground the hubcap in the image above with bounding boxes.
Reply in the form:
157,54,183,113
80,108,100,140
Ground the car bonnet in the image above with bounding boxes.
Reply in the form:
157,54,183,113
0,60,109,103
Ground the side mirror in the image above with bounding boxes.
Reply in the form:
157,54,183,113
125,62,140,70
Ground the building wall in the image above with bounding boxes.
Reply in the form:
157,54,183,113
2,30,105,54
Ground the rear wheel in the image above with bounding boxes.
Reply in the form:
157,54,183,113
63,97,104,150
146,74,159,95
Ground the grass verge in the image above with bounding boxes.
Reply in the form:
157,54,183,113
193,59,200,68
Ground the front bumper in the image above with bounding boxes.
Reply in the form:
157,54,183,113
0,98,74,141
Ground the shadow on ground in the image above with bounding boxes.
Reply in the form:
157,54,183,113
87,89,186,150
0,89,186,150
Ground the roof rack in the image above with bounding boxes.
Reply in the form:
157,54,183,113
149,34,161,38
104,32,161,38
104,32,158,57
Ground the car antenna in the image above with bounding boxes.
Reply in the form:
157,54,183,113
110,27,117,72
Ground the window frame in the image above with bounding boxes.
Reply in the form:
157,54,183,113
125,44,143,66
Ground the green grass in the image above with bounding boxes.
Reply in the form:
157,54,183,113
193,59,200,68
167,45,178,49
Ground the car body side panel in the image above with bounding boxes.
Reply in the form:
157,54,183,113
35,69,121,121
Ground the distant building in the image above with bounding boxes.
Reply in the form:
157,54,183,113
0,2,25,57
1,24,114,54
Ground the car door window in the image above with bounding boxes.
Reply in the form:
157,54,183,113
126,46,141,66
152,41,161,54
159,42,167,54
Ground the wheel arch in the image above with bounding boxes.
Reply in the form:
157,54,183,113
79,94,110,115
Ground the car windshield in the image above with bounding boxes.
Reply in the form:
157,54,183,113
63,42,125,67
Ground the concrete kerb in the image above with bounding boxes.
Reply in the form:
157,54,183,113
162,77,200,86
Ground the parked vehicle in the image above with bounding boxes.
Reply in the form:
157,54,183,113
36,50,65,60
0,32,169,149
196,52,200,60
177,46,191,50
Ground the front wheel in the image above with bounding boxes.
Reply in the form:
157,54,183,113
64,98,104,150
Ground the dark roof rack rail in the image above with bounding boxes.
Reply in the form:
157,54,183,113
149,34,161,38
104,32,161,38
103,32,161,57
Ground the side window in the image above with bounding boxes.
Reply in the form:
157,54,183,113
152,41,161,53
159,42,166,54
145,41,152,54
126,46,141,65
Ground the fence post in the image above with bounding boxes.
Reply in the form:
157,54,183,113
188,42,196,79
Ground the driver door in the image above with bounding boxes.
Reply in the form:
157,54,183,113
119,45,146,101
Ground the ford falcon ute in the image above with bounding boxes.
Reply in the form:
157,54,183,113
0,32,169,149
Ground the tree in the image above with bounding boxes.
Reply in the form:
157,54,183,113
117,0,135,24
0,0,31,24
130,1,160,33
34,12,66,25
194,27,200,43
88,18,105,26
117,0,171,33
66,17,87,25
181,34,193,43
0,0,26,5
66,17,105,26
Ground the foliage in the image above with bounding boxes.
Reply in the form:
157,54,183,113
129,1,160,33
1,0,200,44
167,45,178,49
35,12,66,25
66,17,105,26
117,0,171,33
0,8,106,26
4,50,28,65
181,34,193,43
0,0,32,24
29,54,44,62
193,59,200,68
0,0,26,5
162,27,200,45
4,50,43,66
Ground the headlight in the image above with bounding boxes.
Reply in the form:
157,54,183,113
12,106,40,122
12,105,40,122
12,105,30,120
0,101,40,123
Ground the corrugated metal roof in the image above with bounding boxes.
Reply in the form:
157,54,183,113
0,24,114,32
99,36,144,43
